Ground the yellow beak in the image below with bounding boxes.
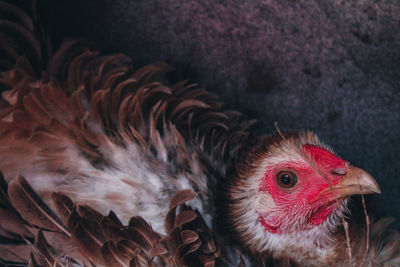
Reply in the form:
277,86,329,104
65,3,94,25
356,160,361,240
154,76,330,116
312,165,381,203
330,165,381,198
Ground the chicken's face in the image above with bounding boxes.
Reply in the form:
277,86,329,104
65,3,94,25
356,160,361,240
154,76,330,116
257,144,379,234
226,131,380,256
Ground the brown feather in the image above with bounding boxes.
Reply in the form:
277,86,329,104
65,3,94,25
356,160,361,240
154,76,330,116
8,175,69,236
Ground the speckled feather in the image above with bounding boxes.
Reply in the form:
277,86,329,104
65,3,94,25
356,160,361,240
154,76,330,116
0,1,248,266
0,173,222,266
0,6,252,232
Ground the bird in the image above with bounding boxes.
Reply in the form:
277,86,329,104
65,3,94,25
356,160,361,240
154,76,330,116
0,1,399,266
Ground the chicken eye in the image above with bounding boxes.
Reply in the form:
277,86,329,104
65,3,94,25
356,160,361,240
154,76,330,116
277,171,297,188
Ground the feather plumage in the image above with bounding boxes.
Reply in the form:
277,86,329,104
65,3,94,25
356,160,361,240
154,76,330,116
0,169,221,266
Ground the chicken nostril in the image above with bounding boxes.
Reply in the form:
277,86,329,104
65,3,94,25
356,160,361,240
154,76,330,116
331,168,347,175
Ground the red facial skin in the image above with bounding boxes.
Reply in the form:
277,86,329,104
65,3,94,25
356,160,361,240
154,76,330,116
258,145,348,234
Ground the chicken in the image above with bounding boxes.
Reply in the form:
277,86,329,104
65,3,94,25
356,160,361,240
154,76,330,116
0,1,399,266
219,133,397,266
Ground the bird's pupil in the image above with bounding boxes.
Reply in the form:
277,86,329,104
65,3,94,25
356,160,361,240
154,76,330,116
282,175,291,184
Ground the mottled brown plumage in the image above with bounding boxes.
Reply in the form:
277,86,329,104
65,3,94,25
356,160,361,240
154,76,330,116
0,2,244,266
0,172,222,266
0,1,399,267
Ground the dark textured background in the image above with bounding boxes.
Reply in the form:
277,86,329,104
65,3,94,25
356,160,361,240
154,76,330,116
42,0,400,224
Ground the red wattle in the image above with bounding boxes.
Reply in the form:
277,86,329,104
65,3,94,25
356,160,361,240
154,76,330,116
308,202,338,226
259,215,279,234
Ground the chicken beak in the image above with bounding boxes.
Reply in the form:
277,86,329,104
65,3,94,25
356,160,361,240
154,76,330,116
312,165,381,203
326,165,381,199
